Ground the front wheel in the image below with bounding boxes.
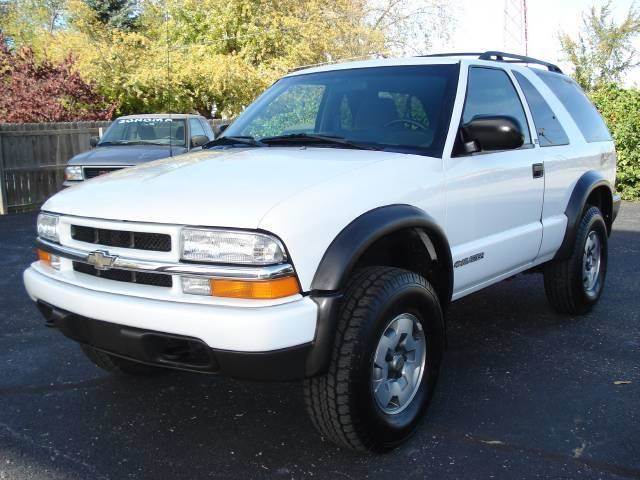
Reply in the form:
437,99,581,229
543,206,608,314
304,267,444,452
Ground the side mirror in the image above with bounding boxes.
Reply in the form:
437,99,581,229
89,136,100,148
214,123,229,139
190,135,209,148
460,115,524,153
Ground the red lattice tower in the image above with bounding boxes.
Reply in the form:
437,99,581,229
503,0,529,56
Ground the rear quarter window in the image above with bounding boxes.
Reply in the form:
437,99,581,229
513,71,569,147
534,71,612,143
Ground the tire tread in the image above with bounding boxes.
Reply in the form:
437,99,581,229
303,266,439,451
544,206,606,314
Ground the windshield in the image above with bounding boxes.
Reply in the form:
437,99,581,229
99,117,186,146
223,64,459,157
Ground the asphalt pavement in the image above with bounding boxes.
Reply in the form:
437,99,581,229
0,204,638,479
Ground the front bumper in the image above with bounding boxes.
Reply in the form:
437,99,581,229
62,180,82,188
37,301,311,380
24,267,318,380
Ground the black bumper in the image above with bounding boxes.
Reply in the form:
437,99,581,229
37,301,311,381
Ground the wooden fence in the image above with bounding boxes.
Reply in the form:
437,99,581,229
0,119,227,214
0,122,111,214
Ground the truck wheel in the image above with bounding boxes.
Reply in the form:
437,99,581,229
304,267,445,452
80,345,164,376
544,206,608,314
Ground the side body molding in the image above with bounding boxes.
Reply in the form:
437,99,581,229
554,170,613,261
305,204,453,376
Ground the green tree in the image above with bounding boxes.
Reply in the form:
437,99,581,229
83,0,139,30
365,0,455,55
559,1,640,91
0,0,67,46
1,0,455,117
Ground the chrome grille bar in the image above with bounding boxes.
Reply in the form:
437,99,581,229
36,238,295,280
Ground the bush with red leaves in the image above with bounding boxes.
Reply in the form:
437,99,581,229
0,35,116,123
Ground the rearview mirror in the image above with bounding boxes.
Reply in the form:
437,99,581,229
89,136,100,148
460,115,524,154
190,135,209,148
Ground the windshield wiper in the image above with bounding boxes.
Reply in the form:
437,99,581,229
259,134,382,151
203,136,266,149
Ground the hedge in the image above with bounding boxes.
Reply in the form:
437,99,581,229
590,85,640,200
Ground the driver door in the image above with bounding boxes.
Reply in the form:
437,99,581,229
445,66,544,297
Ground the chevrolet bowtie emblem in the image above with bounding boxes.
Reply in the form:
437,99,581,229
86,250,118,270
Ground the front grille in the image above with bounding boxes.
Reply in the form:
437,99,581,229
83,167,123,179
71,225,171,252
73,262,173,288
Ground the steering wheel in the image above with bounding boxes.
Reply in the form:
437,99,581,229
384,118,428,131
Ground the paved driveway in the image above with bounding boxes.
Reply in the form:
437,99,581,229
0,204,638,479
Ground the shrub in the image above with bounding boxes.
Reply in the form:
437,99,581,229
0,35,116,123
590,84,640,200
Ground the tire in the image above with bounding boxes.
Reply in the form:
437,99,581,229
80,345,165,376
544,206,608,314
303,267,445,452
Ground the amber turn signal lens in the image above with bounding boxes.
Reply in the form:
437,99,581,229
211,276,300,299
37,249,51,264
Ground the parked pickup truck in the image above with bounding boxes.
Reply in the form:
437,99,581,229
63,114,215,186
25,51,621,452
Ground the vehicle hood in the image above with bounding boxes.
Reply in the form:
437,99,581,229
68,145,186,166
44,147,388,227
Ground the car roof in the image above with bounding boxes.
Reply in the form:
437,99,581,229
116,114,205,120
285,56,460,77
285,51,563,77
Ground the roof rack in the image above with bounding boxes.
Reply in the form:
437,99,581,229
420,50,563,74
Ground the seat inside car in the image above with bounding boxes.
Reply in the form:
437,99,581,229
138,124,156,140
353,96,398,130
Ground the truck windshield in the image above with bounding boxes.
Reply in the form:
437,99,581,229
223,64,459,157
99,118,186,147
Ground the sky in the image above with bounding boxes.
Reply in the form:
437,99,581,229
434,0,640,86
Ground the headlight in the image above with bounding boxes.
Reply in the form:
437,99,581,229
180,228,286,265
64,166,83,181
37,213,60,243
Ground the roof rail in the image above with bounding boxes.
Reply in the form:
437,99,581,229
419,52,484,58
478,51,563,73
419,50,563,74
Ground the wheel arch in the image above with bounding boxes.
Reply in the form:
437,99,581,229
310,204,453,306
305,204,453,377
554,170,613,261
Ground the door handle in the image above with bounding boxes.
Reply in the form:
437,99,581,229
532,163,544,178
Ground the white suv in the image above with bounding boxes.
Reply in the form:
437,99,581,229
24,51,621,452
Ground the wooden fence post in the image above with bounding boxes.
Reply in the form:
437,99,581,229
0,129,7,215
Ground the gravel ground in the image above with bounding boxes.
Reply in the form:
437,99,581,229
0,203,638,479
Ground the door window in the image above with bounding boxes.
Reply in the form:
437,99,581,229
200,119,215,139
462,67,531,146
189,118,206,138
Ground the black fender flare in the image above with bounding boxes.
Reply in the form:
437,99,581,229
554,170,613,261
304,204,453,376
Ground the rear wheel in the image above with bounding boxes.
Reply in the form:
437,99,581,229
81,345,165,376
544,206,608,314
304,267,444,452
